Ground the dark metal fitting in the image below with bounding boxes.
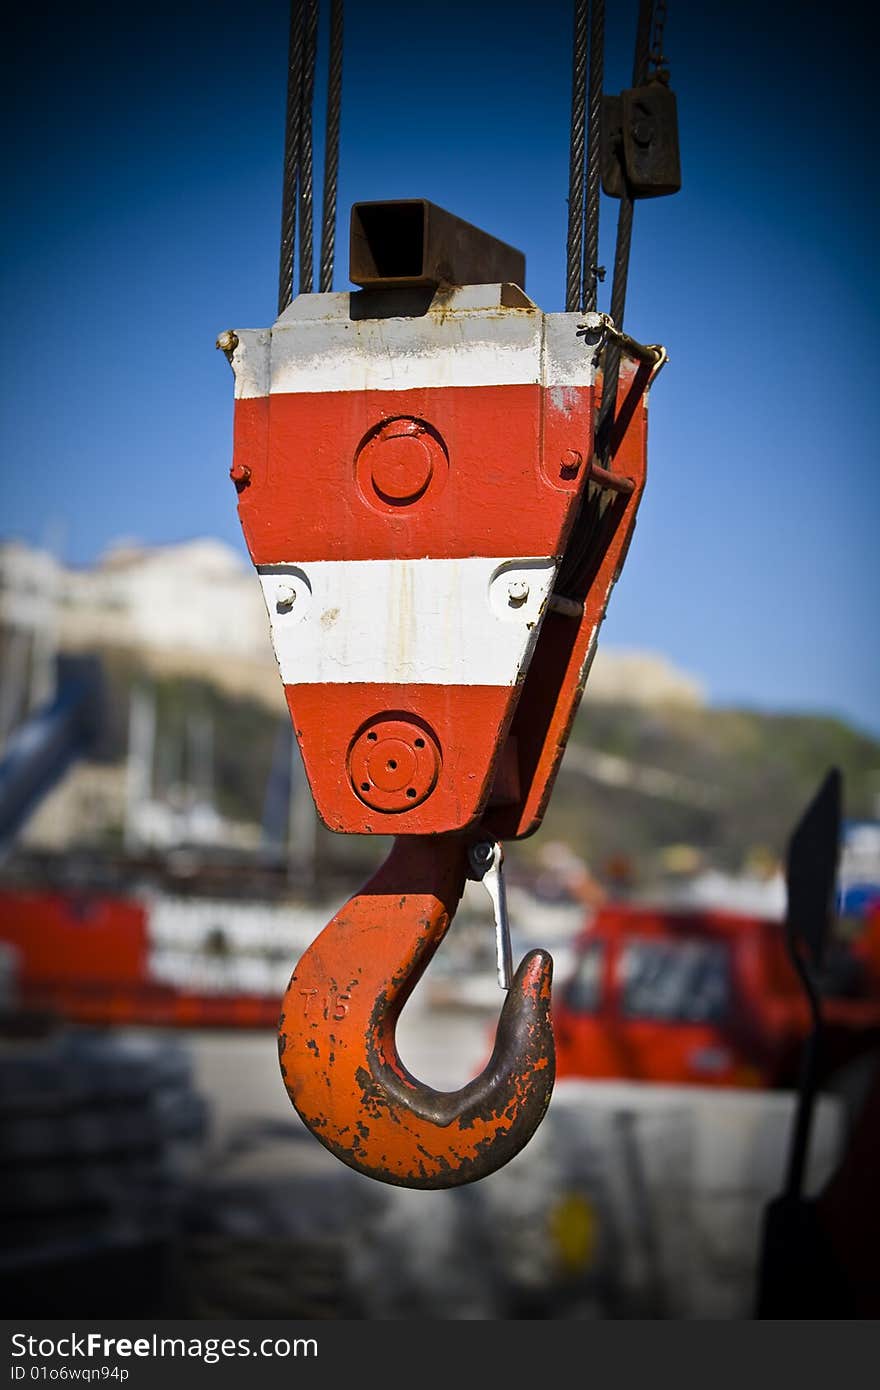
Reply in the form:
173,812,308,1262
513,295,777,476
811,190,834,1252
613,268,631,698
216,330,239,360
350,200,525,291
470,841,494,866
587,313,668,377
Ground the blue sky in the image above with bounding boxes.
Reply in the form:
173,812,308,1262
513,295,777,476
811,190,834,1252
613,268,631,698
3,0,878,734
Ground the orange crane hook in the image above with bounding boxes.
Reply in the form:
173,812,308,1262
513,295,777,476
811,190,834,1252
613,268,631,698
278,835,555,1188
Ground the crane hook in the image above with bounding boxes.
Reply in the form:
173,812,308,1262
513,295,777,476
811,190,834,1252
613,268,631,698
278,835,555,1188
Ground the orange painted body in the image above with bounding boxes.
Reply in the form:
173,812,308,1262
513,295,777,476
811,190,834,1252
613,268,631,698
234,384,589,566
235,382,595,836
486,359,650,840
236,364,649,840
286,682,511,833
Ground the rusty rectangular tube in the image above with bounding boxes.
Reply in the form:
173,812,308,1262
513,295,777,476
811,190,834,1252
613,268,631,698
350,200,525,290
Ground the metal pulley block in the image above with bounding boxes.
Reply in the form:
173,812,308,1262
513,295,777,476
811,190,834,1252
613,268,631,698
601,80,682,199
224,202,609,838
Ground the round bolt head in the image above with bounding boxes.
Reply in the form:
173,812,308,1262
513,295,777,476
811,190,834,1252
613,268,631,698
216,329,239,355
507,578,530,607
276,585,297,610
632,119,653,148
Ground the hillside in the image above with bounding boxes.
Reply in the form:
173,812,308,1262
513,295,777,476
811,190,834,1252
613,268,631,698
545,699,880,878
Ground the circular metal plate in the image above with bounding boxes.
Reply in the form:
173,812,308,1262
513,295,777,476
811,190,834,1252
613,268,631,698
355,417,448,513
348,717,442,812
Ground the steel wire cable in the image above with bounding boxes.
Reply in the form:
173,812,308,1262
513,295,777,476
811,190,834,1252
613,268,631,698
565,0,588,313
596,0,653,455
319,0,344,293
297,0,320,295
557,0,654,596
581,0,604,312
278,0,306,315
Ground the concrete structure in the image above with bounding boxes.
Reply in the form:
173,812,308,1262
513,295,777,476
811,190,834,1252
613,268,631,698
0,538,285,711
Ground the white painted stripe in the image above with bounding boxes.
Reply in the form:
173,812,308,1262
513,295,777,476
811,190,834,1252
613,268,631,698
257,557,557,686
232,292,602,399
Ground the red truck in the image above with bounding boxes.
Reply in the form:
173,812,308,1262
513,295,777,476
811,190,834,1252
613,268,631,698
553,902,880,1090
